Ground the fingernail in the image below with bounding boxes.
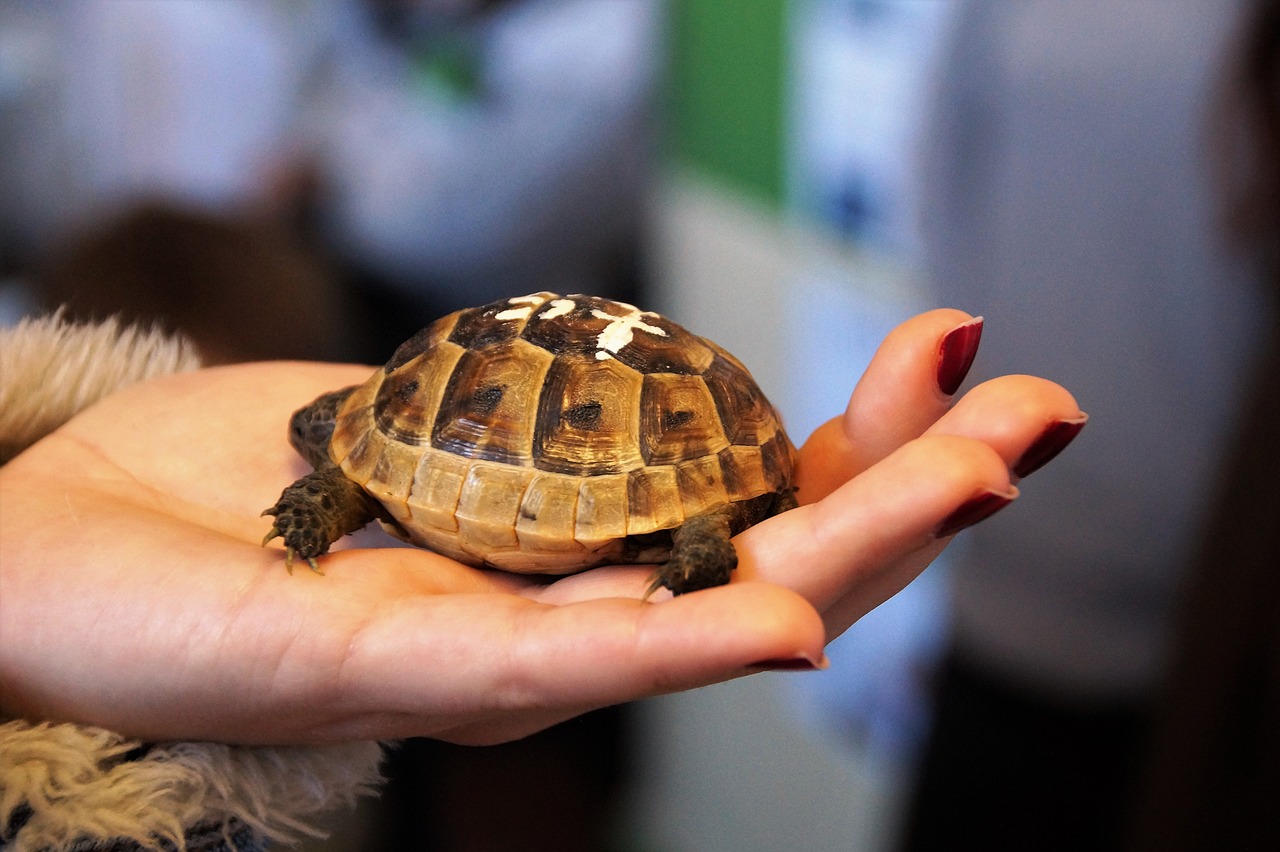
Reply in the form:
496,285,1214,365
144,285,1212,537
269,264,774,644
937,316,984,396
934,487,1018,538
747,654,830,673
1013,415,1088,479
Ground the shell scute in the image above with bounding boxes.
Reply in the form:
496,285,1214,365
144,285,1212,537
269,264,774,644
575,473,630,548
454,463,534,554
338,428,378,486
515,473,583,553
430,339,552,465
373,340,464,447
331,377,381,466
407,450,470,534
366,438,422,523
384,312,460,374
638,373,728,465
758,432,798,493
519,300,613,358
533,354,643,475
717,444,767,501
445,294,549,349
701,354,781,446
607,316,714,375
625,466,684,535
676,454,730,519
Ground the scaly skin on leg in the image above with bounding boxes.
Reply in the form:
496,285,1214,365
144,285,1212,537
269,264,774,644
648,507,738,597
262,466,379,573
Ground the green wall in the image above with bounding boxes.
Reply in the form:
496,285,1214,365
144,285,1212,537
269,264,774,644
666,0,788,206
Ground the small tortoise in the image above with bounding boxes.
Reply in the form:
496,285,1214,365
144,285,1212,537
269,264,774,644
263,292,796,595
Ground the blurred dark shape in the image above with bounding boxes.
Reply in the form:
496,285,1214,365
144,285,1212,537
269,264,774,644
34,202,350,365
1213,0,1280,267
1125,1,1280,848
1127,331,1280,852
899,2,1276,850
367,707,633,852
903,656,1148,850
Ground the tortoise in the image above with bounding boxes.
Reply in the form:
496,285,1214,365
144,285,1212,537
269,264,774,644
262,292,797,595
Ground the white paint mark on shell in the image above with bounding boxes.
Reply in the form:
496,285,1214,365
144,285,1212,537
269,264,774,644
541,298,576,320
591,305,667,359
495,293,552,322
495,305,535,321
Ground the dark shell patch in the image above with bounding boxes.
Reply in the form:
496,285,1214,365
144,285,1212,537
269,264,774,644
663,409,696,430
394,378,420,402
564,400,603,430
472,384,505,416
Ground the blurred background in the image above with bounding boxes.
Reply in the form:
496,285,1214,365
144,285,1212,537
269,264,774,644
3,1,1276,850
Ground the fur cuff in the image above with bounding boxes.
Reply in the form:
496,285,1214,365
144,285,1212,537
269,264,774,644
0,311,201,464
0,720,384,850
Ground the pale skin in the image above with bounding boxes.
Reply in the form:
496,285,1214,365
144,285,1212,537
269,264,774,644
0,310,1083,746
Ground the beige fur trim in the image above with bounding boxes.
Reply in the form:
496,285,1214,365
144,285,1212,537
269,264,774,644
0,720,385,851
0,311,201,464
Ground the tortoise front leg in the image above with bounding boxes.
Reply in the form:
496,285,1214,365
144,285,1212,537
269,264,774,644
647,506,737,597
262,466,379,573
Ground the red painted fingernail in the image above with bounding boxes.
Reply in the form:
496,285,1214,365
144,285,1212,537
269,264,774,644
937,316,984,396
747,654,829,673
934,487,1018,538
1013,415,1088,479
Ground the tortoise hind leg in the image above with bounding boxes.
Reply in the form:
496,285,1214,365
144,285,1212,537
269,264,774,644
646,507,737,598
262,466,379,573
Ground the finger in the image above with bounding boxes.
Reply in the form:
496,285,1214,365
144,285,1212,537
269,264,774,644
737,433,1015,633
794,309,982,504
321,581,827,744
813,401,1085,639
924,373,1088,479
811,378,1084,636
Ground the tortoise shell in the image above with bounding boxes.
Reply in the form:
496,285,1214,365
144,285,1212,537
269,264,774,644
328,292,795,573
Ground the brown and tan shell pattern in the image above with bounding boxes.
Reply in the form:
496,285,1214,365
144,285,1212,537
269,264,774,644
329,292,795,573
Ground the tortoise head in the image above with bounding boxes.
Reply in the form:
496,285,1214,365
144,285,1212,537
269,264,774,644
289,386,358,469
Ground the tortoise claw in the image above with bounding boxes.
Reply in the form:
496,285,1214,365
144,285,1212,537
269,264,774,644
284,547,324,576
261,528,281,547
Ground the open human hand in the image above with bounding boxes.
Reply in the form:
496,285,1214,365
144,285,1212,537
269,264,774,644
0,309,1083,746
